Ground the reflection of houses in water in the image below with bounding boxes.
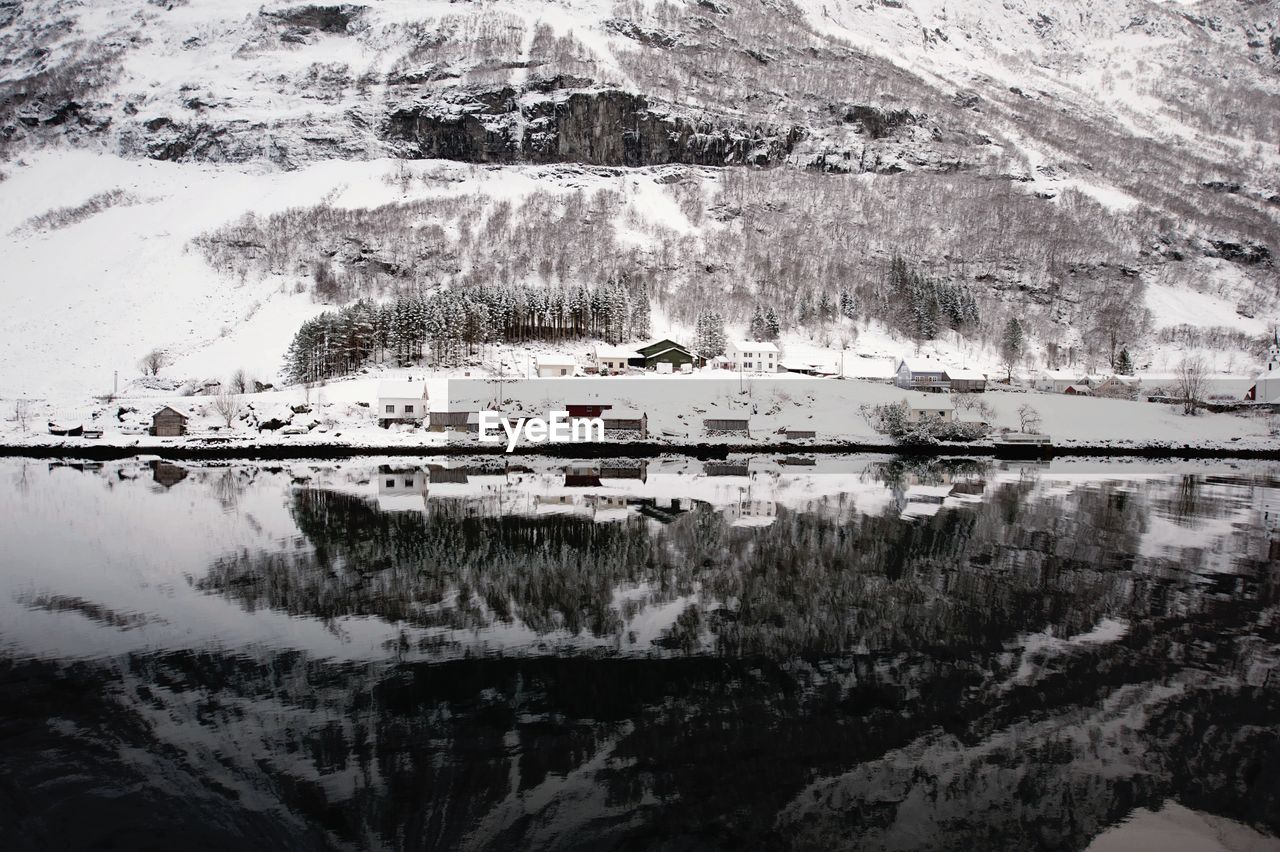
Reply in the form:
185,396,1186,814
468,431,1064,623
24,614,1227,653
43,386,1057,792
535,494,591,516
900,484,953,519
563,462,648,489
636,497,690,524
535,491,638,523
727,498,777,527
704,461,751,479
585,493,636,523
897,476,987,519
151,461,188,489
376,466,428,512
564,465,603,488
600,462,647,484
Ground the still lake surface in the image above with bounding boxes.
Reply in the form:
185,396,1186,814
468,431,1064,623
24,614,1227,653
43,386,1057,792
0,454,1278,851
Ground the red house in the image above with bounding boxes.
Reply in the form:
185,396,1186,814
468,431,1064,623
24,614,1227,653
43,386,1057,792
566,404,612,419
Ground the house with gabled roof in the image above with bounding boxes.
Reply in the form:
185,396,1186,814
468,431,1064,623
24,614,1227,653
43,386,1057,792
727,340,779,374
378,381,428,426
150,406,188,437
630,339,695,371
895,357,951,393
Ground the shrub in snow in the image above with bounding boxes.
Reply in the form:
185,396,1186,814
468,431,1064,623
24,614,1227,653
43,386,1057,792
865,401,986,445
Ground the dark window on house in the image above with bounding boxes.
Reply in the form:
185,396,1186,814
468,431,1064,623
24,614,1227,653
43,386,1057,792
385,405,394,413
385,478,395,487
404,404,414,413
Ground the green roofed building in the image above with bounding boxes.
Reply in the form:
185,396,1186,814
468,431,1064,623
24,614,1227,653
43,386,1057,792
629,339,696,370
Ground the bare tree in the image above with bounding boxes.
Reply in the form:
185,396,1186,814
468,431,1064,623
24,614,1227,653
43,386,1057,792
139,348,169,377
1088,283,1150,370
1174,355,1207,415
1000,318,1023,383
954,394,995,424
212,389,242,428
230,368,250,395
1017,403,1043,434
13,399,31,433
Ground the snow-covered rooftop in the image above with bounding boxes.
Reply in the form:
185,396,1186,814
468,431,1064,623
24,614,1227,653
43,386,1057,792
908,397,955,410
732,340,779,353
946,367,987,380
378,381,427,399
537,354,577,367
594,344,639,358
1037,369,1087,380
603,408,645,420
899,357,951,373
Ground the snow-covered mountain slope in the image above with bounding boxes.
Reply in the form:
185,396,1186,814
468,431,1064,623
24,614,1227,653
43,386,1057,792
1,0,1277,397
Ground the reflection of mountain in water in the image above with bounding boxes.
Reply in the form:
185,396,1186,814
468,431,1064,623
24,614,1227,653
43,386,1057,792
3,460,1279,851
4,606,1278,851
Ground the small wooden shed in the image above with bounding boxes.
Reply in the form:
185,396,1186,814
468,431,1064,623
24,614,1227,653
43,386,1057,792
150,406,188,437
601,408,647,438
704,417,750,435
428,410,473,431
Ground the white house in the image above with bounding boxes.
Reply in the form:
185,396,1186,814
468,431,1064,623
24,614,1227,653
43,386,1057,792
593,344,637,375
536,353,577,378
895,357,951,392
906,397,955,422
1034,368,1087,393
377,381,429,426
377,467,428,512
1251,330,1280,404
727,340,779,373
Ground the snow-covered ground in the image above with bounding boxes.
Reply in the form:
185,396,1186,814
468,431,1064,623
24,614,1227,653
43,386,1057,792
3,364,1275,453
2,0,1277,450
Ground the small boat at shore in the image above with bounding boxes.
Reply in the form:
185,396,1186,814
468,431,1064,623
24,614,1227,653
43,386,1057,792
47,422,83,437
994,432,1053,459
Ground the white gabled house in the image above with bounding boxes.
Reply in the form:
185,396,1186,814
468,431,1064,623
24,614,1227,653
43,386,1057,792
727,340,779,373
592,344,638,375
1033,368,1087,393
906,397,955,422
536,353,577,378
377,381,428,426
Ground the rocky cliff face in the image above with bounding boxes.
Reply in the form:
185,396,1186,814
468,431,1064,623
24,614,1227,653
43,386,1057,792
385,87,806,167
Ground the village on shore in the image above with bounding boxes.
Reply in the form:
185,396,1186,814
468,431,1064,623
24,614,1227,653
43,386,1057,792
10,331,1280,456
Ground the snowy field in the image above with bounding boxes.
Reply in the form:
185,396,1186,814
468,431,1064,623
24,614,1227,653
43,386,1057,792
2,366,1275,453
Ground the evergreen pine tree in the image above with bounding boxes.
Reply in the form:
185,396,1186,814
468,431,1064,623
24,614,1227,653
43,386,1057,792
749,304,766,341
629,284,651,342
764,307,781,340
1001,317,1024,382
839,289,857,321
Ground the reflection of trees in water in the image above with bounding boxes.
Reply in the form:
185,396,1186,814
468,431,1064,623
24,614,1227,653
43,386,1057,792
201,476,1149,657
100,470,1274,849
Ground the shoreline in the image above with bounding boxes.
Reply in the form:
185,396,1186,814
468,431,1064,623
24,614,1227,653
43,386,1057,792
1,439,1277,462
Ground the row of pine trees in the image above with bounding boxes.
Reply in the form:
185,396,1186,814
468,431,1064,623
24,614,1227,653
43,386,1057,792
282,255,984,384
284,277,652,383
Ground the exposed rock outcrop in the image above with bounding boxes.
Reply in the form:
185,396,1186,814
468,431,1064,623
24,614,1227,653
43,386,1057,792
259,4,365,34
385,88,803,167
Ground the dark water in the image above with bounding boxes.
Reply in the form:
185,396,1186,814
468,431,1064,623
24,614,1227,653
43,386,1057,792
1,455,1278,851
